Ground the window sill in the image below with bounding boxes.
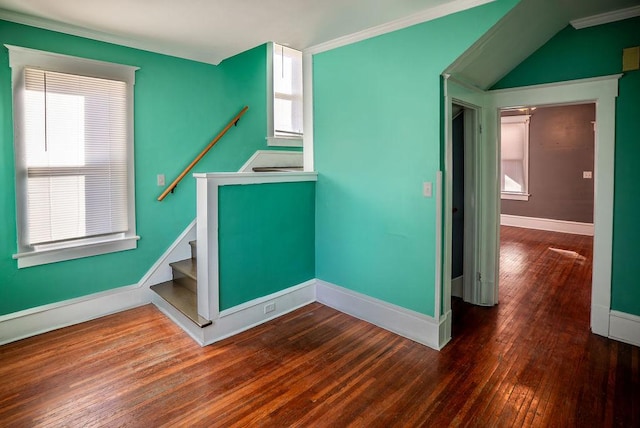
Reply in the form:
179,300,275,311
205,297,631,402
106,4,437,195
267,136,303,147
501,192,530,201
13,235,140,268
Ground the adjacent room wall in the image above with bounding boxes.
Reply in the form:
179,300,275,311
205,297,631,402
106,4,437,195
0,20,270,316
313,0,518,317
493,17,640,316
501,104,595,223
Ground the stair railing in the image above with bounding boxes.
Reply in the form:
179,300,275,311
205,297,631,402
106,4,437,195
157,105,249,201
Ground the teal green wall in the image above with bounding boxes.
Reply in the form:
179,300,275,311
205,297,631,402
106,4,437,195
493,17,640,316
218,181,315,310
313,0,518,316
0,20,271,315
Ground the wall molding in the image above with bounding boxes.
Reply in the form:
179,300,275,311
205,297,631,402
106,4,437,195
0,285,146,345
570,5,640,30
451,276,463,298
305,0,495,55
609,310,640,348
500,214,594,236
0,220,196,346
315,280,442,350
152,279,317,346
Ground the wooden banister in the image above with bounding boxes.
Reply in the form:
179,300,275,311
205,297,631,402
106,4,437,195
157,106,249,201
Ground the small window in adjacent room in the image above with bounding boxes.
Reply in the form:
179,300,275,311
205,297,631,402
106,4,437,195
267,42,303,147
6,45,140,268
500,114,531,201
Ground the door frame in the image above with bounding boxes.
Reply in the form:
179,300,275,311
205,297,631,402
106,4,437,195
442,76,486,323
488,74,621,337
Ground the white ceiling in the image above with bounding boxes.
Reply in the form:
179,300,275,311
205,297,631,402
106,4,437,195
446,0,640,89
0,0,493,65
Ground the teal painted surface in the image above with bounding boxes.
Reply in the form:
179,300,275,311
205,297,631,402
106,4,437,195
313,0,518,316
0,21,271,315
218,182,315,310
493,18,640,316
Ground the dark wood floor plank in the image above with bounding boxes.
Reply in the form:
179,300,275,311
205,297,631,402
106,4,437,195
1,226,638,426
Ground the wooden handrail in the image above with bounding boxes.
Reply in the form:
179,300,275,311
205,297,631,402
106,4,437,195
157,106,249,201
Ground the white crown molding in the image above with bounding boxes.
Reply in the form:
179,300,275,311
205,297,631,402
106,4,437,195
305,0,496,55
0,8,223,65
570,5,640,30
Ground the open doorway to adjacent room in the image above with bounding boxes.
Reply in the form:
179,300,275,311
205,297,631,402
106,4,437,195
498,103,595,322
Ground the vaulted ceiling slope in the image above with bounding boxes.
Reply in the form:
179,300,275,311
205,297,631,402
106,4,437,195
0,0,495,65
445,0,640,90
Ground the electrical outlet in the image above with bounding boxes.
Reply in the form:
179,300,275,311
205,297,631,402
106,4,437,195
583,171,592,179
264,302,275,314
157,174,165,186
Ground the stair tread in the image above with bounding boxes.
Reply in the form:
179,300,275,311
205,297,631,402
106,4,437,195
170,258,197,279
150,281,211,327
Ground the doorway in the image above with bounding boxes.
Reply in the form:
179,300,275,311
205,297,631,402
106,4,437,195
446,100,479,315
498,103,596,318
441,75,620,346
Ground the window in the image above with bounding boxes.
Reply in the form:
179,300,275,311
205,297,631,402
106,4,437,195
500,115,530,201
267,42,303,147
7,45,139,268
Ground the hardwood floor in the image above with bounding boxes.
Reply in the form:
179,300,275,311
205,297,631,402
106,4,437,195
0,226,638,427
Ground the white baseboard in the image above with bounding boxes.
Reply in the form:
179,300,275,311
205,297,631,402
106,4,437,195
0,220,197,346
591,303,610,337
0,285,146,345
451,276,463,298
439,310,452,349
609,310,640,347
500,214,594,236
153,280,317,346
315,280,442,350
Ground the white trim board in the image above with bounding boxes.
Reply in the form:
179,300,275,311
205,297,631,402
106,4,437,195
237,150,303,173
570,5,640,30
609,311,640,348
305,0,496,55
315,280,445,350
153,279,317,346
0,219,196,345
0,285,146,346
500,214,594,236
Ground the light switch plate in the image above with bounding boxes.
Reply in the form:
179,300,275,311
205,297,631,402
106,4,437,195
157,174,165,186
423,182,432,198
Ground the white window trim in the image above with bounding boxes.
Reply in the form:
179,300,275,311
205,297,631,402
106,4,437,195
266,42,303,148
501,192,530,201
6,45,140,268
500,114,530,201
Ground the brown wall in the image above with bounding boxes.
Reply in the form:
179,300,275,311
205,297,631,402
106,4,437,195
501,104,595,223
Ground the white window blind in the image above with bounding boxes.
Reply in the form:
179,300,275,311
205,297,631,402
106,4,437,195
273,43,303,137
7,45,139,268
24,68,129,245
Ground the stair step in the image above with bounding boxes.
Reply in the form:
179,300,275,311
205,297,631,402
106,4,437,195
189,240,196,259
170,258,197,292
150,281,212,327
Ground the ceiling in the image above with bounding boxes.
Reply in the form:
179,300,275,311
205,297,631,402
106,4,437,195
445,0,640,89
0,0,493,65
